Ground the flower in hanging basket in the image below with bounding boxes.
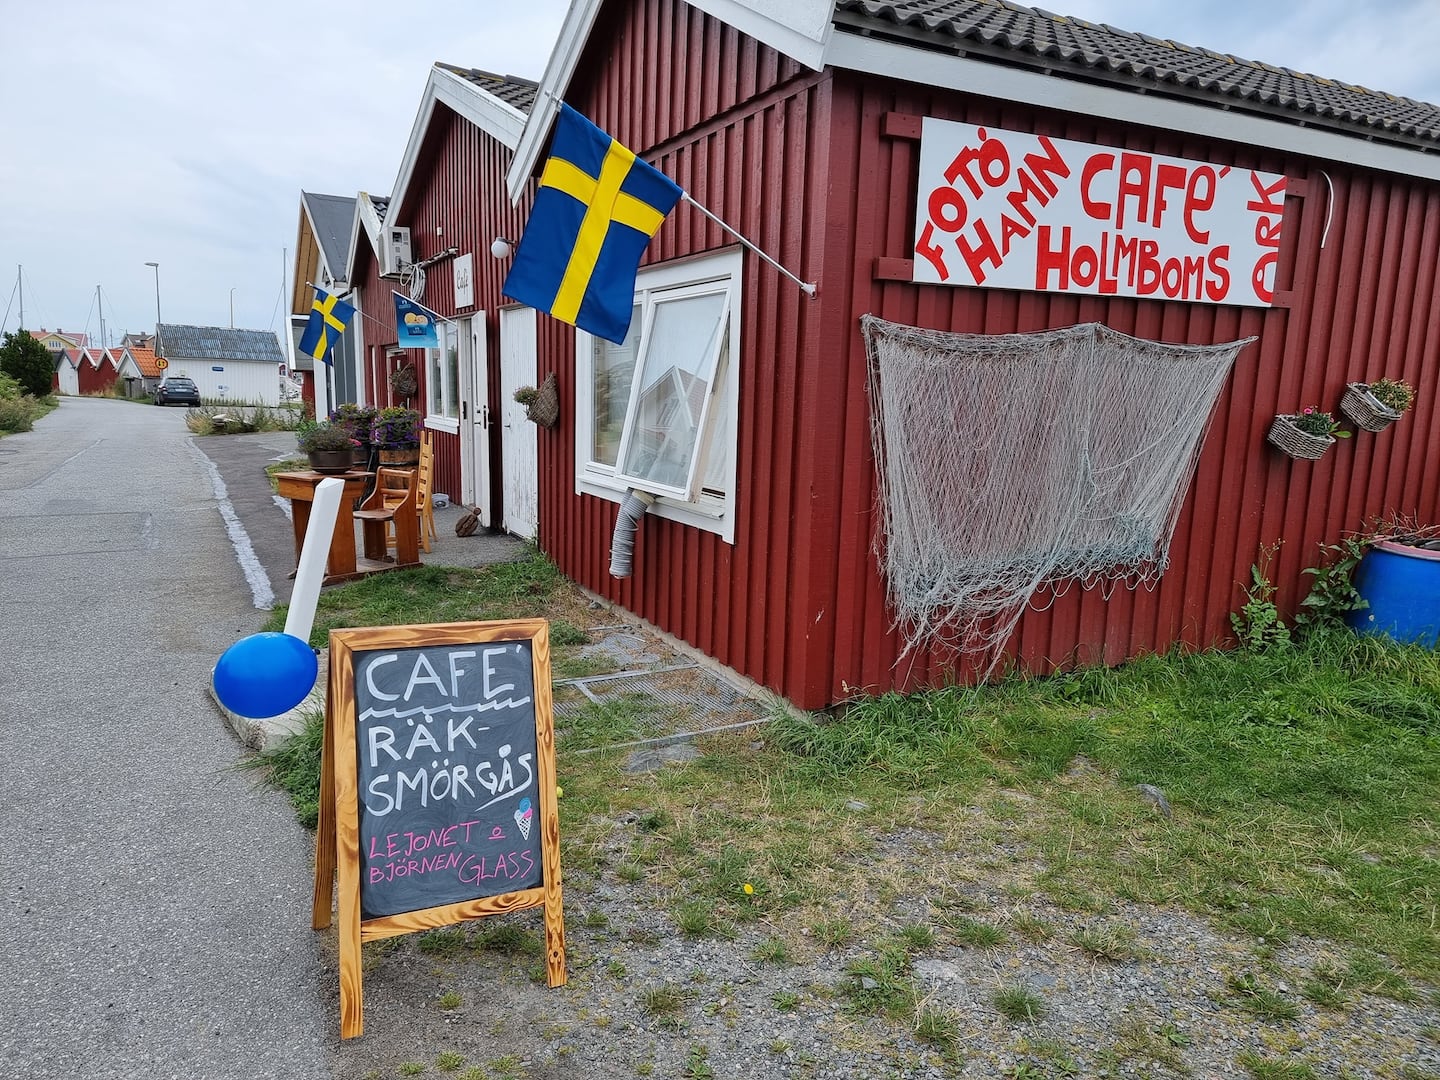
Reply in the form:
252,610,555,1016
1367,377,1415,414
513,385,540,406
1341,378,1413,432
1292,406,1350,440
370,406,422,449
1267,407,1349,460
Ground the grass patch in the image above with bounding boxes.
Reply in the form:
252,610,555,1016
1067,921,1144,962
942,913,1008,948
244,706,323,828
640,983,688,1023
1225,972,1302,1021
1237,1050,1317,1079
993,984,1046,1022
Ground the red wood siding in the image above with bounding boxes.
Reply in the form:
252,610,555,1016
818,73,1440,706
354,101,537,513
539,1,1439,711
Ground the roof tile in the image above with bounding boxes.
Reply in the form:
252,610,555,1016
833,0,1440,148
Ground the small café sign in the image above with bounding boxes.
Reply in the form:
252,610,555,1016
913,118,1287,306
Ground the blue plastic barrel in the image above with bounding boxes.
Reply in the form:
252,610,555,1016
1347,540,1440,647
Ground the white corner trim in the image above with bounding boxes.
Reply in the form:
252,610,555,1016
506,0,605,202
825,32,1440,184
683,0,831,69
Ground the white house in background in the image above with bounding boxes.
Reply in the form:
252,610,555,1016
53,349,80,395
155,324,288,405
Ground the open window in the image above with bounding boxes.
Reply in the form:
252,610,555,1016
575,249,741,542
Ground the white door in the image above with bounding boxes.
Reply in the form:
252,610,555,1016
459,316,491,525
498,306,539,539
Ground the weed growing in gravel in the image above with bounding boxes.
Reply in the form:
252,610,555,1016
437,991,462,1010
1237,1049,1318,1079
1010,911,1054,941
896,923,935,950
682,1044,714,1079
752,937,791,964
674,900,722,936
607,959,628,979
913,1003,963,1060
1301,963,1348,1008
1226,972,1302,1021
640,983,688,1023
1099,1015,1190,1072
768,1038,791,1054
844,939,918,1018
472,923,541,956
1067,921,1144,962
398,1064,424,1077
435,1052,464,1072
942,912,1008,947
810,916,855,948
772,989,801,1011
1020,1037,1079,1077
418,927,468,955
993,985,1047,1022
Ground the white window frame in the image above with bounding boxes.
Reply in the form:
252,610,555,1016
574,248,741,544
424,319,461,435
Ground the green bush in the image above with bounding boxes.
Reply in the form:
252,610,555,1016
0,331,55,397
0,394,37,432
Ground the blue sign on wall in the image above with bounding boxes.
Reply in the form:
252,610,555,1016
212,365,225,371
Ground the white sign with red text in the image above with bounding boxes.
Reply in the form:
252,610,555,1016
913,119,1287,306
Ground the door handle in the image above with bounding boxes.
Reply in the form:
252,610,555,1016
461,401,469,420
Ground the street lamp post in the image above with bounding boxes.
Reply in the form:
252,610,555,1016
229,287,236,328
144,261,162,331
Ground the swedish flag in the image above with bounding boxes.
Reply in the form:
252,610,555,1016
299,287,355,365
503,104,683,344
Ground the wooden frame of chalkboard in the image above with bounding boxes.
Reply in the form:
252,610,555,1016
312,619,566,1039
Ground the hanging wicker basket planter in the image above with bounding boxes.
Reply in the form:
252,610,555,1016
389,363,418,400
525,372,560,429
1339,383,1401,432
1266,414,1333,460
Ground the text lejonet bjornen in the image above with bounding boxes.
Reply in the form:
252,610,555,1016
913,120,1287,307
359,646,536,889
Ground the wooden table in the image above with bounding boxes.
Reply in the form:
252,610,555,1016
274,469,373,583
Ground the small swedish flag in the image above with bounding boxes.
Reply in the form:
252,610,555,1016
299,287,355,365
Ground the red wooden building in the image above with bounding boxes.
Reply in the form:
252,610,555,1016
351,0,1440,712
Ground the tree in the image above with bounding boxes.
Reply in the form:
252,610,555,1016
0,331,53,397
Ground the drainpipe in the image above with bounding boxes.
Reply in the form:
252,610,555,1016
608,489,655,578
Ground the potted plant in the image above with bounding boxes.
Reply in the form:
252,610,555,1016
371,407,422,465
1340,377,1415,432
1266,406,1350,460
331,403,378,465
389,363,419,401
297,420,358,474
514,372,560,428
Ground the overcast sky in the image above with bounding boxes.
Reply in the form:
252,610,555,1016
3,0,1436,349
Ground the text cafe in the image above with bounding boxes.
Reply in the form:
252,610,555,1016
912,120,1287,306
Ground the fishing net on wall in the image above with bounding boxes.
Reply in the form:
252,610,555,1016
861,315,1253,669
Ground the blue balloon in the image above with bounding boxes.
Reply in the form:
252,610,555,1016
213,632,319,718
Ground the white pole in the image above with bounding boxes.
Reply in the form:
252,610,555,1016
283,477,344,643
681,192,817,297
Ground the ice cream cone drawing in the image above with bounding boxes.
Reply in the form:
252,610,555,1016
514,798,534,840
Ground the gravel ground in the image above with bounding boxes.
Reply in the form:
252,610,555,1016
328,788,1439,1080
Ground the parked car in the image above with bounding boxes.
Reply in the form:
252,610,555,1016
154,376,200,406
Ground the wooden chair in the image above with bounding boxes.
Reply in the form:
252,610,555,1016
354,467,420,567
416,431,437,553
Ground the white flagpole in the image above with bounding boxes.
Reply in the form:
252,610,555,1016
681,192,817,298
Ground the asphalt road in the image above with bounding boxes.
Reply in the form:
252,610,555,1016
0,398,331,1078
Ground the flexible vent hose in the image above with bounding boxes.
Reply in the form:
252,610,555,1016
609,490,654,578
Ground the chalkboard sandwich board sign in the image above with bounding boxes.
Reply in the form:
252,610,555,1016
312,619,565,1039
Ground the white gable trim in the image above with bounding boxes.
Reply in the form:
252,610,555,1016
825,32,1440,184
392,65,528,217
344,192,388,285
684,0,830,69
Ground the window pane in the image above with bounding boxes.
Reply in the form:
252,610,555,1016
427,332,444,415
618,291,726,491
699,330,731,494
592,305,641,465
444,331,460,418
